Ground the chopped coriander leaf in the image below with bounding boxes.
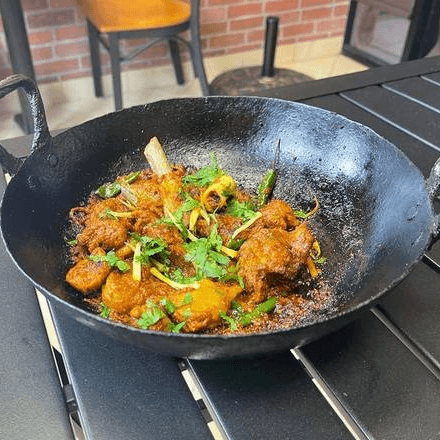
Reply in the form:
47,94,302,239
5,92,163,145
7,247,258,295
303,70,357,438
88,250,130,272
66,238,78,246
170,268,199,286
129,233,169,265
182,293,193,305
183,151,224,187
138,301,165,329
294,209,308,219
219,311,238,331
160,298,176,314
99,303,111,318
172,195,200,222
169,321,186,333
225,199,257,220
184,232,231,279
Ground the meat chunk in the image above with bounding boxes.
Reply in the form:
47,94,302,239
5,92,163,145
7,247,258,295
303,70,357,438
101,267,173,314
238,223,314,304
66,249,111,294
76,198,129,252
259,199,300,230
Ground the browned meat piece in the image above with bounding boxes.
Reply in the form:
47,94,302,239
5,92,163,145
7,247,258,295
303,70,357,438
76,198,129,252
238,223,314,304
131,204,163,235
258,199,299,230
102,267,173,314
173,279,242,332
65,249,111,294
194,213,242,243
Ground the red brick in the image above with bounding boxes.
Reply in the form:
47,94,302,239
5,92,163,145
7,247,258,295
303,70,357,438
55,41,88,57
316,17,346,33
28,30,53,45
247,29,265,43
31,46,53,61
334,4,350,16
201,22,228,35
282,22,314,38
134,44,169,60
55,25,87,40
27,9,75,28
230,16,264,31
281,11,300,23
302,0,331,6
34,58,79,76
208,0,242,4
201,6,227,24
228,3,263,19
265,0,299,13
302,7,332,21
0,67,13,79
22,0,48,11
209,32,245,48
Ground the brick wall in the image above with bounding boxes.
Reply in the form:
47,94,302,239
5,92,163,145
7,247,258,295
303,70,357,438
0,0,349,84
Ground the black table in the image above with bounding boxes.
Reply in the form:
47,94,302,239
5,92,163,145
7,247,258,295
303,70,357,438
2,56,440,440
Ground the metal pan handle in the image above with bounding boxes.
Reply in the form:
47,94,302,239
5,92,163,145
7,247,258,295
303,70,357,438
0,74,51,175
426,156,440,242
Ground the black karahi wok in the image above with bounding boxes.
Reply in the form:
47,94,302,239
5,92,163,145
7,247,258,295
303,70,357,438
1,74,439,360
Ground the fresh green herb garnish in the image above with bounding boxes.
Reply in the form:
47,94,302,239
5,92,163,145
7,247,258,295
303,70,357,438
183,152,224,187
225,199,257,220
99,303,111,318
89,250,130,272
160,298,176,314
184,224,230,279
138,301,165,329
130,233,169,266
293,209,308,219
66,238,78,246
219,311,238,331
182,293,193,305
169,321,186,333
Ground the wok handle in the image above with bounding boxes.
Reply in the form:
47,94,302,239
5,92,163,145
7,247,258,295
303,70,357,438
427,156,440,241
0,74,51,175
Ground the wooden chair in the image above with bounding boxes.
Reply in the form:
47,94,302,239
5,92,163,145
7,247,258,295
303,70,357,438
75,0,210,110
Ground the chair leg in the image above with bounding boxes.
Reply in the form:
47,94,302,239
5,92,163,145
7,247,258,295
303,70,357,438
87,20,103,97
109,33,123,111
189,0,210,95
169,39,185,85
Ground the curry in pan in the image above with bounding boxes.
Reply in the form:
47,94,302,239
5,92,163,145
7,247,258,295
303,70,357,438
65,137,331,334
